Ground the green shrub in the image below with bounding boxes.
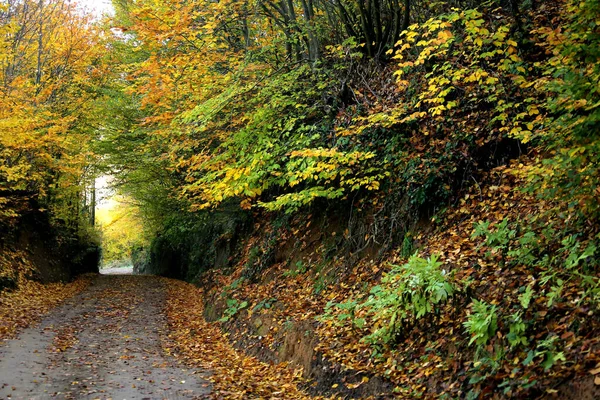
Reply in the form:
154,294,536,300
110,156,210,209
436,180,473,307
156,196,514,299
506,312,528,349
362,253,454,346
283,260,308,277
472,219,516,262
523,335,566,371
218,298,249,322
464,299,498,347
518,284,534,309
320,253,454,348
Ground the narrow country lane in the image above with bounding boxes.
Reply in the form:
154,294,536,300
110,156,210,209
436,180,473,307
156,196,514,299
0,275,212,400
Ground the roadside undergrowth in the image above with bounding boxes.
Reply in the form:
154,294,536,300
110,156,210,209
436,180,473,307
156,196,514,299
196,157,600,398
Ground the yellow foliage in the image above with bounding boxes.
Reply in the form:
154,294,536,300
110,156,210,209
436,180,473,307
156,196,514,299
97,196,147,264
0,0,106,224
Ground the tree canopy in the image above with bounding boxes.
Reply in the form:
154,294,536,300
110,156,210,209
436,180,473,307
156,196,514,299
1,0,599,396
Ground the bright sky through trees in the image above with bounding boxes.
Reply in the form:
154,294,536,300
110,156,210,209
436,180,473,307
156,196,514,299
78,0,113,17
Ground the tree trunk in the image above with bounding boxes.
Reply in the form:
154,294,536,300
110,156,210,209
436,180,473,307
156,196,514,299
90,178,96,227
402,0,410,31
300,0,319,61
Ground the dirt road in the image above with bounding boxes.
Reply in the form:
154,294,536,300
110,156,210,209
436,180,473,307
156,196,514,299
0,275,211,400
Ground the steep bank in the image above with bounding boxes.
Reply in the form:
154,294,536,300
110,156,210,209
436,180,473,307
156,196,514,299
154,156,599,399
1,208,99,289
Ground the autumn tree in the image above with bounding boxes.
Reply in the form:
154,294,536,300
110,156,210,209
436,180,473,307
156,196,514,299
99,0,588,264
0,0,109,231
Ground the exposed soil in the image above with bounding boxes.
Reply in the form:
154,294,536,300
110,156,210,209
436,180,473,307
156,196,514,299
0,274,211,400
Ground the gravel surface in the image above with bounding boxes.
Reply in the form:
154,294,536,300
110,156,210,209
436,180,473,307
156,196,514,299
0,275,211,400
